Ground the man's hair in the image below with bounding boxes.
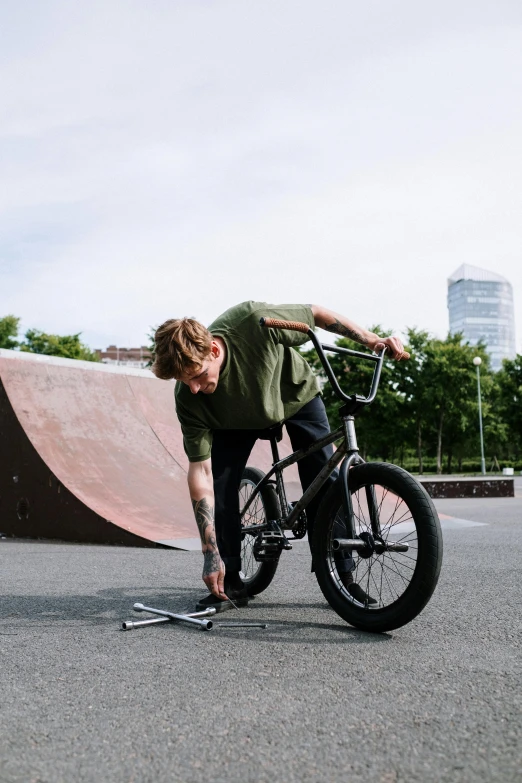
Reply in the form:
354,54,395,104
151,318,213,380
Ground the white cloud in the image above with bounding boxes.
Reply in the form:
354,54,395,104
1,0,522,351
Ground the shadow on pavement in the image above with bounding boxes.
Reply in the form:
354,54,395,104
210,619,393,645
0,587,393,643
0,586,202,625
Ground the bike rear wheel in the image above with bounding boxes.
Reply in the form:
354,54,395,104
239,467,281,597
314,462,443,633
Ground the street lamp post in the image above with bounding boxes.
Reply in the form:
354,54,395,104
473,356,486,475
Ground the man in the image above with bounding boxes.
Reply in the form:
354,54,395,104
152,302,405,612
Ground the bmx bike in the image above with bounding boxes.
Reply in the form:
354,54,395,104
239,317,443,633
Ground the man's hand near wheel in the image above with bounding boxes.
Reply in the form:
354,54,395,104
202,546,226,600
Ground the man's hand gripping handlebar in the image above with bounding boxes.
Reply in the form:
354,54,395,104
259,317,410,361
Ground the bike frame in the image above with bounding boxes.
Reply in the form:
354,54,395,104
240,329,388,542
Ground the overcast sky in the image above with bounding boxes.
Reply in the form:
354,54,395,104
1,0,521,351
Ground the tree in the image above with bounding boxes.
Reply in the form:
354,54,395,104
495,354,522,460
20,329,100,362
0,315,20,350
393,329,431,472
423,334,488,474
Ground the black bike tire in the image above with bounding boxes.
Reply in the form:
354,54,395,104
240,466,281,597
313,462,443,633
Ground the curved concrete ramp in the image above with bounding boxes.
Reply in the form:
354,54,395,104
0,350,300,548
0,350,198,547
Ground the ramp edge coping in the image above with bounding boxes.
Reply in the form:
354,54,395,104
0,348,166,378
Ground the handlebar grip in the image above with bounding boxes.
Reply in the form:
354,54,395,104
380,345,411,361
259,317,311,334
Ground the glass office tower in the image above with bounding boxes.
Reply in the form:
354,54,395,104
447,264,516,371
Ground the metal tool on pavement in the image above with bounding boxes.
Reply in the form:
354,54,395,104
122,602,268,632
215,622,268,628
132,602,215,630
122,607,215,631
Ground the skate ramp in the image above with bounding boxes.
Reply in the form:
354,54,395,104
0,350,299,548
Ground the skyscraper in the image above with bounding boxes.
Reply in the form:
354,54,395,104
447,264,516,371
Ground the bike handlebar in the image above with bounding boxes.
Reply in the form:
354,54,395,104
259,316,409,412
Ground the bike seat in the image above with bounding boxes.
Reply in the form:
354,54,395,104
258,423,284,442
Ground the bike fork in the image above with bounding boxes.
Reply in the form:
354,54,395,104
340,415,381,540
365,484,382,538
340,453,358,539
340,416,361,538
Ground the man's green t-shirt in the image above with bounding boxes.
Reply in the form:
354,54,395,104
175,302,320,462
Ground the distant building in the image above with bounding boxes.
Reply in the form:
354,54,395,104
447,264,516,371
95,345,152,369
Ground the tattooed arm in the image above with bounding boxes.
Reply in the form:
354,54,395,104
187,459,227,599
310,305,406,360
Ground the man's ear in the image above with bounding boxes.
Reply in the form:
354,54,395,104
210,340,220,358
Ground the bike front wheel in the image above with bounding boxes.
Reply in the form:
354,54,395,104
239,466,281,597
313,462,443,633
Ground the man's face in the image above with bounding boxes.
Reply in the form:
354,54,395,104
177,343,221,394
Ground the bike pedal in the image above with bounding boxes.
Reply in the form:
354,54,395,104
253,532,291,562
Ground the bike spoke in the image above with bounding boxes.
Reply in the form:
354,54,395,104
391,529,419,546
376,486,388,519
368,565,382,604
388,550,418,565
386,493,403,528
383,552,416,573
380,508,414,535
380,560,401,602
354,493,370,533
365,558,372,600
378,561,385,606
381,553,413,584
380,505,412,534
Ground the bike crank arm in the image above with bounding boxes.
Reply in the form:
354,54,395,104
132,603,215,630
332,538,409,554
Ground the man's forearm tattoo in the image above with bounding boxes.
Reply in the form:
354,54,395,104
191,497,215,545
203,549,222,577
324,319,369,345
205,533,218,551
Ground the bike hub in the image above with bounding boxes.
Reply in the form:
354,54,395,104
355,531,375,559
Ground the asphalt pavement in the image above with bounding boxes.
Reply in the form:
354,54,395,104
0,489,520,783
